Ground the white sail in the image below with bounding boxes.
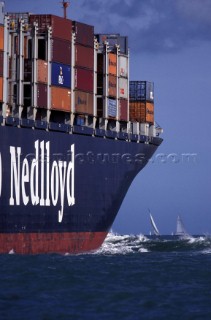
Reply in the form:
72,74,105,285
149,212,160,236
175,215,189,237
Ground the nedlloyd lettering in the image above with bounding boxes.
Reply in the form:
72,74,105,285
9,140,75,223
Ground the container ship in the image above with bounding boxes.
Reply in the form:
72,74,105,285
0,2,163,254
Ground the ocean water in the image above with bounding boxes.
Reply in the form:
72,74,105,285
1,233,211,320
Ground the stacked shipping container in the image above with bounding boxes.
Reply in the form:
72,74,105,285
73,21,94,115
0,24,3,102
6,14,96,117
108,52,117,118
95,34,128,55
29,14,73,112
96,52,104,117
3,13,133,129
129,81,154,124
96,34,129,122
7,13,31,110
118,54,128,121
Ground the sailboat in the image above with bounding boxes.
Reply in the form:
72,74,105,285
175,215,189,238
149,211,160,236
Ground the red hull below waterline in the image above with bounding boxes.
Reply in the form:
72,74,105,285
0,232,108,254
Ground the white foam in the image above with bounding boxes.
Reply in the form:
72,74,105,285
92,231,150,255
202,249,211,254
187,236,206,244
137,233,149,242
138,247,150,253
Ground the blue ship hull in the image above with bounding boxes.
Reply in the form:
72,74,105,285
0,123,162,253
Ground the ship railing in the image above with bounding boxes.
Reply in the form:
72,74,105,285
0,112,162,145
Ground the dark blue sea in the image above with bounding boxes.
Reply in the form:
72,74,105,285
1,233,211,320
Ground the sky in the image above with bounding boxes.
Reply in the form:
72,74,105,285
4,0,211,235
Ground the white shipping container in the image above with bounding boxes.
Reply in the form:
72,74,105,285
140,123,149,136
119,77,128,99
131,122,140,135
149,124,156,137
119,55,128,78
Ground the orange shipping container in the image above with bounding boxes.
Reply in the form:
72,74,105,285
75,90,94,115
0,25,4,51
51,86,71,112
37,60,48,83
108,53,117,75
108,75,117,98
130,102,141,122
129,101,154,124
146,102,154,123
0,77,3,101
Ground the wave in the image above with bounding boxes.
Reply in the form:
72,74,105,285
93,231,211,255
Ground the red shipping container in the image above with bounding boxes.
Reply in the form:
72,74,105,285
75,44,94,70
73,21,94,47
51,38,71,65
0,77,3,101
51,86,71,112
75,90,94,115
0,50,3,76
108,75,117,98
29,15,72,41
119,99,128,121
75,67,93,93
37,83,48,108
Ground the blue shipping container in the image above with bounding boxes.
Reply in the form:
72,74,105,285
51,62,71,88
108,99,117,117
129,81,154,102
96,34,128,54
